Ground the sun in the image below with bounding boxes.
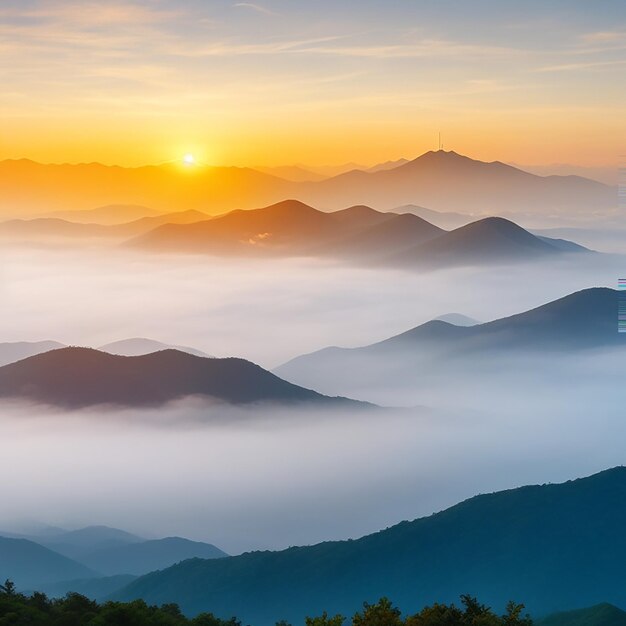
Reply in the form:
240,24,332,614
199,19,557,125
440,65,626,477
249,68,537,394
183,153,195,165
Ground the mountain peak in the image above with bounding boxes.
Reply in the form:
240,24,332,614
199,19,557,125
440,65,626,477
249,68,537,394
0,346,363,409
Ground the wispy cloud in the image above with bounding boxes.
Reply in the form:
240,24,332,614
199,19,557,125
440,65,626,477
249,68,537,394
292,39,523,59
581,30,626,44
233,2,277,17
536,59,626,72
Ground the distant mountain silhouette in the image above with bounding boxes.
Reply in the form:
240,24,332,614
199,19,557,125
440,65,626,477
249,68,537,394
537,603,626,626
433,313,480,326
392,217,577,267
298,150,616,214
35,526,144,560
0,152,613,218
0,159,297,217
276,288,624,395
81,537,227,576
366,158,410,173
0,341,64,367
395,205,475,229
129,199,582,268
0,537,96,589
254,165,326,182
98,338,210,358
0,209,210,242
39,574,137,602
46,204,161,224
0,347,362,409
113,468,626,623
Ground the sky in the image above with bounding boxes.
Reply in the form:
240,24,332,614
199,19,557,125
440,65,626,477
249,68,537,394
0,0,625,167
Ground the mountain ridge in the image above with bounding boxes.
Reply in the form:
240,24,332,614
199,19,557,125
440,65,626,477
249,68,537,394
112,467,626,623
0,347,364,409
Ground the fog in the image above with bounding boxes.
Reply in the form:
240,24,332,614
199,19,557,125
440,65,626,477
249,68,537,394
0,244,625,554
0,245,623,368
0,383,624,555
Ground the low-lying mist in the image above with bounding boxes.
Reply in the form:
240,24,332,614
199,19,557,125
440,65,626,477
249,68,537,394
0,380,624,555
0,245,623,368
0,244,624,554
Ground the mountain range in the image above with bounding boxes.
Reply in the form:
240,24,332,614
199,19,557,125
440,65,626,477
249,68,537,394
0,537,96,589
0,151,614,218
0,347,363,409
275,288,624,398
0,209,210,243
294,150,615,215
128,199,587,268
0,525,227,595
111,467,626,624
0,339,210,368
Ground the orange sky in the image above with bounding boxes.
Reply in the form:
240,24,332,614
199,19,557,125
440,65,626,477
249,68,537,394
0,1,624,168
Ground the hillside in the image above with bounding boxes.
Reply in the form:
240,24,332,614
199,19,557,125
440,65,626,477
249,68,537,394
81,537,227,576
537,603,626,626
276,288,623,395
113,467,626,624
0,537,96,589
392,217,577,267
35,526,144,560
0,347,361,409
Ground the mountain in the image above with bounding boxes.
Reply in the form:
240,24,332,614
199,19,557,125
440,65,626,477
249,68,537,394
298,150,616,214
0,159,296,218
113,468,626,624
35,526,144,560
391,217,580,268
128,200,413,258
395,205,475,229
39,574,137,602
0,537,97,589
275,288,624,396
129,199,581,268
81,537,227,576
98,338,210,358
46,204,161,224
0,341,64,367
254,165,326,182
0,347,362,409
366,158,410,173
433,313,480,326
0,209,211,242
537,603,626,626
0,152,613,219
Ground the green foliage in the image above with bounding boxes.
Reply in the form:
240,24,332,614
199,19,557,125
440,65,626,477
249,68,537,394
305,611,345,626
0,581,241,626
0,580,532,626
353,598,403,626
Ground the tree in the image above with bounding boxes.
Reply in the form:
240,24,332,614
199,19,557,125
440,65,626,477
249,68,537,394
501,601,532,626
405,602,464,626
0,581,16,596
306,611,345,626
352,598,403,626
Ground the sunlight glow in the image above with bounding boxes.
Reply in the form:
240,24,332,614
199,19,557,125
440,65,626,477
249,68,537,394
183,153,195,165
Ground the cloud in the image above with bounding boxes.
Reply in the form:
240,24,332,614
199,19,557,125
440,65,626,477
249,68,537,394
233,2,276,16
581,30,626,44
288,38,523,60
536,59,626,72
